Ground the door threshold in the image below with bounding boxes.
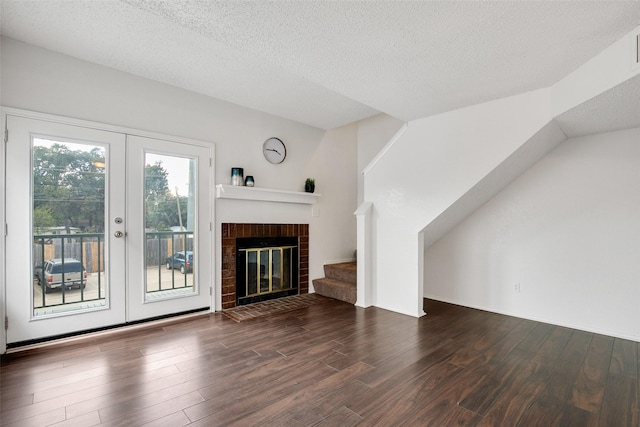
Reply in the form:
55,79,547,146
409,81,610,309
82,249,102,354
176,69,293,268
5,307,211,353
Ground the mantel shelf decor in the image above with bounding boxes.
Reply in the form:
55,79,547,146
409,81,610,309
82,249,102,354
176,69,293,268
216,184,320,205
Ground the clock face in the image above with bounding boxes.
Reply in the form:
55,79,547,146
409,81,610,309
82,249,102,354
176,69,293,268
263,137,286,164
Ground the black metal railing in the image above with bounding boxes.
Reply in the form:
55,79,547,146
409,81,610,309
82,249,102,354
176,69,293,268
33,233,104,309
32,231,196,310
145,231,195,293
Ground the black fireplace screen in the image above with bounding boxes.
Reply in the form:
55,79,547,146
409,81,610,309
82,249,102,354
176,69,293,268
236,237,299,305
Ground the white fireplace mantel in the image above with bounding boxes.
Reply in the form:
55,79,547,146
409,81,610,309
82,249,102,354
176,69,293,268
215,184,320,205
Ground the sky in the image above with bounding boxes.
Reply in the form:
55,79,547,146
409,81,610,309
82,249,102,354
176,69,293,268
146,152,192,196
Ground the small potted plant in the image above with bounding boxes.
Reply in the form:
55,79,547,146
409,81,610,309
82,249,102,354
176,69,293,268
304,178,315,193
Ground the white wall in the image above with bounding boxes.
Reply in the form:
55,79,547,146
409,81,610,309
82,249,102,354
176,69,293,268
364,89,554,317
306,124,359,266
424,128,640,341
357,114,405,205
1,37,358,312
354,114,406,308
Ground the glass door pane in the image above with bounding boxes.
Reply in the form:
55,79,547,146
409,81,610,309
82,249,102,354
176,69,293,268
272,250,282,291
32,139,107,316
144,153,196,300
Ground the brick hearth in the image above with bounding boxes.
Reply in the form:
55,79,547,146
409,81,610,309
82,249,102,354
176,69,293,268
221,223,309,310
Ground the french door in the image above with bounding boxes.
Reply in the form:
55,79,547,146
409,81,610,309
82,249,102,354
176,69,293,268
126,135,212,322
4,114,212,344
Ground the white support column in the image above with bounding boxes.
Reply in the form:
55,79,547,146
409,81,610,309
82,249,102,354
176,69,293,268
354,202,374,308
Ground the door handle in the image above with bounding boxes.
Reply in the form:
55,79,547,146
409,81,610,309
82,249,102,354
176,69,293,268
114,231,125,238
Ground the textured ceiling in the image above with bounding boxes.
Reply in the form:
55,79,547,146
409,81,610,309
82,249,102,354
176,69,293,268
556,73,640,138
1,1,640,130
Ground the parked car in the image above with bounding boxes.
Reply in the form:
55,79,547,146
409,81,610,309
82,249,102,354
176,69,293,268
166,251,193,274
35,258,87,293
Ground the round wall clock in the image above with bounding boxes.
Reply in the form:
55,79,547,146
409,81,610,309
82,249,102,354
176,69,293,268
263,137,286,164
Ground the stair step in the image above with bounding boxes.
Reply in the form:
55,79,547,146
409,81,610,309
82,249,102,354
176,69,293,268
312,277,357,304
324,261,357,284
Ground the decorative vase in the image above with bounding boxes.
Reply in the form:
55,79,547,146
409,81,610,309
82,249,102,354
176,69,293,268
231,167,244,186
305,182,315,193
245,176,255,187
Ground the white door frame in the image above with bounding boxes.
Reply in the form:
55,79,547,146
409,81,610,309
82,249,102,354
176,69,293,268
1,107,215,353
1,111,7,354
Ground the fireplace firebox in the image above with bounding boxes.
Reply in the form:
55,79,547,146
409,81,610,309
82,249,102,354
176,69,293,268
236,237,299,305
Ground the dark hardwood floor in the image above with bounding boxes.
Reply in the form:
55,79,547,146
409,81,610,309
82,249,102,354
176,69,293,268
1,299,638,426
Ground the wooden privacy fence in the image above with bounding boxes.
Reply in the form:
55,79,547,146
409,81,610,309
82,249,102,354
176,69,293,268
33,232,193,273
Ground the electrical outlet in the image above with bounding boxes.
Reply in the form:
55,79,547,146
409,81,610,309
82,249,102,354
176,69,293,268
514,283,521,293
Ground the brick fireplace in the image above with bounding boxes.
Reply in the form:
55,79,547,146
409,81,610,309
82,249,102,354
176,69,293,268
221,223,309,310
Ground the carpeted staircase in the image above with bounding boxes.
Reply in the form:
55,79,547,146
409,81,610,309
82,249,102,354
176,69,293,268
312,261,357,304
